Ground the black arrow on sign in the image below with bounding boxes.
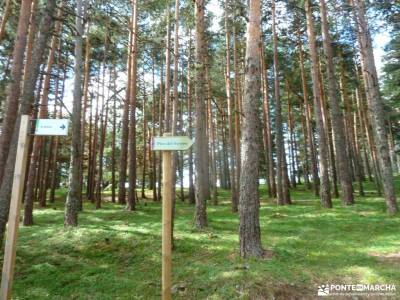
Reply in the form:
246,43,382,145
60,124,66,130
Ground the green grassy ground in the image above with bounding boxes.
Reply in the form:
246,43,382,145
7,179,400,299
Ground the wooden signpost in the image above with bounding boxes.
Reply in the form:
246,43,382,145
0,116,69,300
0,116,31,300
152,133,194,300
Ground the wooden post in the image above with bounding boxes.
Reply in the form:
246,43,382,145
0,115,31,300
162,132,172,300
152,132,193,299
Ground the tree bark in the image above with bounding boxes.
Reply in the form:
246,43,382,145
319,0,354,205
0,0,33,185
179,68,185,201
360,89,382,193
356,87,372,182
0,0,55,235
127,0,138,211
305,0,332,208
118,29,132,205
170,0,179,242
50,66,66,203
260,43,276,197
286,85,296,188
224,2,239,211
111,67,117,203
47,56,61,203
149,58,157,201
272,0,290,205
88,72,100,202
164,1,172,133
340,62,364,196
0,0,12,42
157,60,164,202
233,28,241,204
95,65,110,209
187,33,195,204
94,28,109,208
300,109,311,189
221,110,231,189
297,27,319,193
351,94,365,196
239,0,263,258
388,120,398,174
194,0,208,228
80,23,91,207
206,65,218,205
65,0,84,226
318,61,339,199
22,0,38,85
24,4,62,224
141,84,148,199
352,0,398,214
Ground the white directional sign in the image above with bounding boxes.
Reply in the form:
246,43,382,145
35,119,69,136
152,136,194,151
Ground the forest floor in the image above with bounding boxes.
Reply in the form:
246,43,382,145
8,179,400,299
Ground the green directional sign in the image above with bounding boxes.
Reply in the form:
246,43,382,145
152,136,194,151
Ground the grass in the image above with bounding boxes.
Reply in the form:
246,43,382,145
6,178,400,299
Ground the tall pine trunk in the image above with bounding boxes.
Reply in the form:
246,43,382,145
187,33,195,204
305,0,332,208
0,0,12,42
81,24,91,206
297,25,318,193
352,0,398,214
206,66,218,205
239,0,263,258
319,0,354,205
260,43,276,197
233,28,241,203
272,0,290,205
118,29,132,205
194,0,209,228
127,0,138,211
0,0,33,185
65,0,84,226
224,1,238,212
24,4,62,224
0,0,56,238
111,67,117,203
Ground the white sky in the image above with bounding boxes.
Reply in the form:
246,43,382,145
373,31,390,74
208,0,222,32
